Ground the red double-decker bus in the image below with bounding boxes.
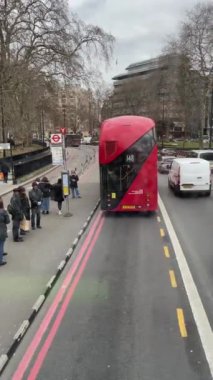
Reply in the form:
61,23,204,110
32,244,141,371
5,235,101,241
99,116,158,212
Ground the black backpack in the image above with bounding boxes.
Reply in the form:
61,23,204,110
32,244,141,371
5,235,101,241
7,203,14,215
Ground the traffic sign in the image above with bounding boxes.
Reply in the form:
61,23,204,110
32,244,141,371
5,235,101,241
50,134,62,144
60,128,67,135
0,143,11,150
51,146,63,165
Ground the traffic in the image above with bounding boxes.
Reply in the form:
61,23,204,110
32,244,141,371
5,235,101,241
159,149,213,197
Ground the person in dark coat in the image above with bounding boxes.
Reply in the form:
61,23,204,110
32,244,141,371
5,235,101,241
69,170,81,198
19,186,31,235
53,178,64,215
29,181,43,229
9,188,24,242
39,177,52,214
0,198,10,266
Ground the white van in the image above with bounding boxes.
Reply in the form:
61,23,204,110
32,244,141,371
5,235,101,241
191,150,213,172
168,158,211,196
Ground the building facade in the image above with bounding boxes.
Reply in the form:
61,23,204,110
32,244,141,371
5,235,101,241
109,55,185,138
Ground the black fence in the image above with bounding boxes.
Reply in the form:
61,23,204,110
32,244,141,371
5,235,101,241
0,148,52,179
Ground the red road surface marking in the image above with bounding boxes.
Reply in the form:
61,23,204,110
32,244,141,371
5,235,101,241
12,211,103,380
28,217,105,379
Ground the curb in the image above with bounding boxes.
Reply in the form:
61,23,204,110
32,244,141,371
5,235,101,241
0,199,100,375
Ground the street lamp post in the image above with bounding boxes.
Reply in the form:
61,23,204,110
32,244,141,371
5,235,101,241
0,81,6,157
41,107,45,145
158,89,166,148
209,88,213,149
63,107,66,129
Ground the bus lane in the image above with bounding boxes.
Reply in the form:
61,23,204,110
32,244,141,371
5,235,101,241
2,209,212,380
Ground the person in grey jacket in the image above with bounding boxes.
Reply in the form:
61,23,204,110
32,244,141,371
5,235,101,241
0,198,10,266
29,181,43,229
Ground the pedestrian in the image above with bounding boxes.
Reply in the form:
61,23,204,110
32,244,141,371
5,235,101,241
29,181,43,229
0,198,10,266
19,186,31,235
53,178,64,215
39,177,52,214
8,188,24,242
69,170,81,198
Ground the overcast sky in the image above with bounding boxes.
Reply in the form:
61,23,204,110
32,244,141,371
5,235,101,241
70,0,203,84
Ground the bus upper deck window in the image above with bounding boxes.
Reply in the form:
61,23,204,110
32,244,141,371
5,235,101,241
105,141,117,159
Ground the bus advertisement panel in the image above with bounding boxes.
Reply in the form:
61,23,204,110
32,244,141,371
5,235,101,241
99,116,158,212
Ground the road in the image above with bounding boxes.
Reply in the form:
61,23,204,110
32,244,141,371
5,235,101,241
159,173,213,330
1,170,212,379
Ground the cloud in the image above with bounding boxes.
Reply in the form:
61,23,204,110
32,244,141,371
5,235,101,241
69,0,202,82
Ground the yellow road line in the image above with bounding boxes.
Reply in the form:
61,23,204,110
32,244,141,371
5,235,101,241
177,308,188,338
160,228,165,237
169,270,177,288
157,216,161,223
164,246,170,258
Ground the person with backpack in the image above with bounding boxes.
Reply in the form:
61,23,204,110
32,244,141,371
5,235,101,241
52,178,64,215
0,198,10,266
19,186,31,235
8,188,24,242
69,170,81,198
29,181,43,229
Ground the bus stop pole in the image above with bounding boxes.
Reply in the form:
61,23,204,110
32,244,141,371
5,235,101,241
62,134,72,217
10,145,16,184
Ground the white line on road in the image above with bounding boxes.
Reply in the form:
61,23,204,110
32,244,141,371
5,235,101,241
57,260,66,271
0,355,8,373
32,295,45,311
159,195,213,377
13,320,30,340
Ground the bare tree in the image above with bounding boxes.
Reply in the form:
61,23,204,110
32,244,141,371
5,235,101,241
0,0,115,143
164,2,213,145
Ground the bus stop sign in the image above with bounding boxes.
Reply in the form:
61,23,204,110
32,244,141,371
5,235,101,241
51,134,62,144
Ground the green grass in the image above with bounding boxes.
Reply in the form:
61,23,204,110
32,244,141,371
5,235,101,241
0,145,43,158
159,141,210,149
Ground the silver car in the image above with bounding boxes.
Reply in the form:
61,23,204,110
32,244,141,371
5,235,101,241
158,156,176,174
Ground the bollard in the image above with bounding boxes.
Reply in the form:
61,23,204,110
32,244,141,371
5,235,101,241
7,171,14,184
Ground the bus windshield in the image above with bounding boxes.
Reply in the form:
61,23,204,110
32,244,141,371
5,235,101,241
105,129,155,193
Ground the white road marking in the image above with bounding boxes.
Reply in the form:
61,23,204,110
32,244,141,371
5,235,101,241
46,275,56,289
32,295,45,311
159,195,213,377
0,355,8,373
13,320,30,340
57,260,66,271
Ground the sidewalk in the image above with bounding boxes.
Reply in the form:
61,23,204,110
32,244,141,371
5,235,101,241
0,146,99,356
